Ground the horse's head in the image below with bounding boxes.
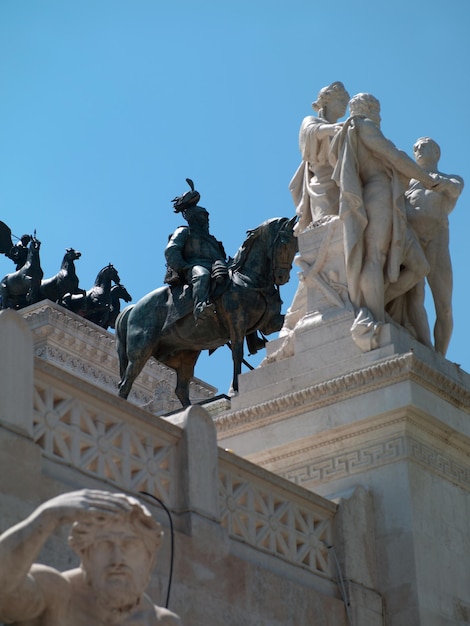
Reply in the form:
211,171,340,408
232,216,298,287
93,263,121,287
112,283,132,303
30,237,41,251
65,248,81,261
270,216,298,286
106,263,120,282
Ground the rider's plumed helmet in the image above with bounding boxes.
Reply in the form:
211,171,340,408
172,179,201,214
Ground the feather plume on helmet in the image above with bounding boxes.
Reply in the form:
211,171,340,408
171,179,201,216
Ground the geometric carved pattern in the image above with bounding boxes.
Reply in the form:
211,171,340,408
283,437,406,487
219,466,334,577
408,436,470,491
33,381,176,506
281,434,470,493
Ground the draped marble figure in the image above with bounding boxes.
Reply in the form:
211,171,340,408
290,81,350,233
283,81,349,337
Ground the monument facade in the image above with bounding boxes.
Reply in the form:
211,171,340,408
214,85,469,626
0,83,468,626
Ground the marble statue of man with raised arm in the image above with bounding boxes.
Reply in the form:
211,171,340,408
0,489,182,626
329,93,446,332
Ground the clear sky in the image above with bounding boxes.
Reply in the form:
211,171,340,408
1,0,468,397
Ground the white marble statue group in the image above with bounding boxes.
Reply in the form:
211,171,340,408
287,81,463,356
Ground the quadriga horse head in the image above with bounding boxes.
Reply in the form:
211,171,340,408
24,236,41,262
95,263,120,286
28,236,40,248
65,248,81,261
111,283,132,303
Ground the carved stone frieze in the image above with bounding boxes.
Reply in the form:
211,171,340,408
278,431,470,493
244,405,470,496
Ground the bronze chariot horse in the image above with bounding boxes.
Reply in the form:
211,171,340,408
0,237,43,309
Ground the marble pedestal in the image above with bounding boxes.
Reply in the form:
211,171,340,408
214,221,470,626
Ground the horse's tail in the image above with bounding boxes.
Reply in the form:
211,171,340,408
115,304,134,377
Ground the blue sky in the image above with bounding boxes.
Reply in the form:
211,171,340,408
1,0,469,396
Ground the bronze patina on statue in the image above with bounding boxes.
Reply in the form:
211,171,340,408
116,180,298,407
0,220,131,329
0,231,43,309
164,178,228,323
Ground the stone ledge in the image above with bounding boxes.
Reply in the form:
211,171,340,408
215,352,470,439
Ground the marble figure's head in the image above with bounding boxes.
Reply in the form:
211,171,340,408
312,81,350,117
69,494,163,611
413,137,441,163
349,93,381,126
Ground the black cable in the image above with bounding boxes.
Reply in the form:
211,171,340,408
325,543,354,626
139,491,174,609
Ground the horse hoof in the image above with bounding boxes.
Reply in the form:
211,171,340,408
227,386,239,398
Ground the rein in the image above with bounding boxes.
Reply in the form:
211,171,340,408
230,268,279,294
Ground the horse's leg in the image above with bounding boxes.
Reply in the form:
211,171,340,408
0,282,8,309
229,337,245,396
118,334,155,399
115,307,138,397
167,350,200,407
116,334,129,380
118,357,149,399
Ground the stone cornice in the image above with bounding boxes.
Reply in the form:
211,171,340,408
21,301,216,412
215,352,470,436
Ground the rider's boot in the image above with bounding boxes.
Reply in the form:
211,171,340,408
191,270,215,323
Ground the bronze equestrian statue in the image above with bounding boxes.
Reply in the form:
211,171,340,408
116,180,298,407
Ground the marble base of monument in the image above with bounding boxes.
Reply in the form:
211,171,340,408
212,220,470,626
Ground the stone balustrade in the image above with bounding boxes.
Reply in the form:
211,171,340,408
1,305,339,590
218,449,336,578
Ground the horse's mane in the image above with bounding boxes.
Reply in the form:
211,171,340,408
96,264,114,275
230,217,288,273
94,264,116,285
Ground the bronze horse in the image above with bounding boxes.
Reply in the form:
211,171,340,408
107,283,133,330
0,237,43,309
116,217,298,407
40,248,84,303
61,263,121,328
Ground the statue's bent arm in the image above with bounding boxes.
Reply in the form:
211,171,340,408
165,226,190,272
357,119,436,187
439,174,464,203
0,499,73,622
